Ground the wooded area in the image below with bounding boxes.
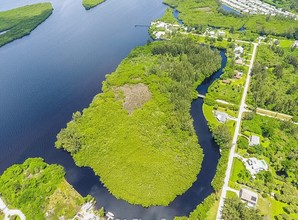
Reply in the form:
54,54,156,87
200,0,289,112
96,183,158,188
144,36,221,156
56,36,222,206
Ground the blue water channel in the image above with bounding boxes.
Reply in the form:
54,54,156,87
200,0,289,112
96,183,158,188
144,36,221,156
0,0,227,218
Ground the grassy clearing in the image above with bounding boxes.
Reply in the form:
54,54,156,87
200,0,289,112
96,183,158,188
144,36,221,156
226,190,238,199
82,0,105,10
46,179,85,219
0,3,53,47
230,158,250,184
56,37,222,207
256,107,293,121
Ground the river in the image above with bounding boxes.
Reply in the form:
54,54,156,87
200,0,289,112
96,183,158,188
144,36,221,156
0,0,226,219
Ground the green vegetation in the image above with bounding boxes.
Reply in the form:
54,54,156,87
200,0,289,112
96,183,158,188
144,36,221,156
222,198,263,220
206,42,251,105
242,114,298,186
163,0,298,38
56,36,222,207
158,8,179,24
0,3,53,47
229,114,298,219
82,0,105,10
247,44,298,117
0,158,87,219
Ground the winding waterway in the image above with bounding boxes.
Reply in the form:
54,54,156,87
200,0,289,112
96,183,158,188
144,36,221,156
0,0,227,219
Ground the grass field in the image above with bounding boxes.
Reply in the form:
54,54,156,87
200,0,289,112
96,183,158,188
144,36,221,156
0,3,53,47
229,158,249,183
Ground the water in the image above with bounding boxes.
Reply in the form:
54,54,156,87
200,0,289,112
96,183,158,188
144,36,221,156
0,0,227,218
221,4,241,15
173,9,183,25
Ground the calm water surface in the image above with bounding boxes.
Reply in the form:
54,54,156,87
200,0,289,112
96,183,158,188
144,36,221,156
0,0,226,218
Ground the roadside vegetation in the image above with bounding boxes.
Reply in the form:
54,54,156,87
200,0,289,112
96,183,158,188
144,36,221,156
82,0,105,10
247,43,298,118
163,0,298,38
222,197,263,219
0,158,88,219
56,36,222,207
206,42,251,105
229,113,298,219
0,3,53,47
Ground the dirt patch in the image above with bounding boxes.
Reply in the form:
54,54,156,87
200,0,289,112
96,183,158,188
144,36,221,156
117,83,152,114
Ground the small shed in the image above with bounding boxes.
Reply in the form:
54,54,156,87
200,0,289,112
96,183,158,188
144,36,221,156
249,135,260,146
239,188,258,207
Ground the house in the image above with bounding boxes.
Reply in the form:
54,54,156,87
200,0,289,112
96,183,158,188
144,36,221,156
234,46,244,54
245,157,268,175
239,188,258,207
218,30,225,36
215,111,228,123
292,40,298,48
209,31,215,37
234,71,243,79
222,79,230,84
249,135,260,146
153,31,166,40
235,58,243,65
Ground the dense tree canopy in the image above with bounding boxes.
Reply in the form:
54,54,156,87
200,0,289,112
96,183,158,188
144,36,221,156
248,45,298,116
56,36,222,206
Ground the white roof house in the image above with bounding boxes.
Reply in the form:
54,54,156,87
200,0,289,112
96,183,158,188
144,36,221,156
218,30,225,36
249,135,260,146
245,157,268,176
153,31,166,40
235,58,243,65
239,188,258,207
215,111,228,123
234,46,244,54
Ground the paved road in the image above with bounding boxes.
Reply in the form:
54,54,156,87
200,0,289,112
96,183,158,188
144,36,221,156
215,42,258,219
0,197,26,220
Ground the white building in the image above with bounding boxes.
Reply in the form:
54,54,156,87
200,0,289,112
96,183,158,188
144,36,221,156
245,157,268,176
234,46,244,54
239,188,258,207
215,111,228,123
249,135,260,146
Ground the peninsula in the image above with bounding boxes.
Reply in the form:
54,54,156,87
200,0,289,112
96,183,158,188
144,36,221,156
0,3,53,47
56,36,222,207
